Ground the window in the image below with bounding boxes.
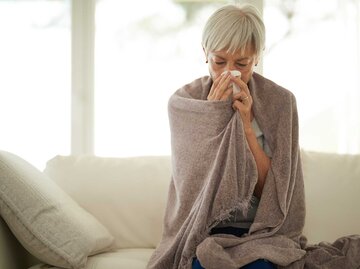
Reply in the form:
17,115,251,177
2,0,359,169
263,0,360,153
95,0,360,156
0,0,71,169
94,0,226,157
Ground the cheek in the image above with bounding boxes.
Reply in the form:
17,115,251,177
241,72,251,83
208,64,223,81
240,69,255,84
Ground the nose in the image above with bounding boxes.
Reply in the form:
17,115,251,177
225,62,236,72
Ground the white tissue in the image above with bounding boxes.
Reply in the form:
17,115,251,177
222,70,241,94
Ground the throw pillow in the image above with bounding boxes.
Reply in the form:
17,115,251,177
0,150,114,269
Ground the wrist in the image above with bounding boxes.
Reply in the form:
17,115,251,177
244,125,254,136
244,114,254,135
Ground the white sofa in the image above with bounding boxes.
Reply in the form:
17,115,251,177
0,150,359,269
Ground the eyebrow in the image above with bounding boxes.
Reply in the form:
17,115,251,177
212,54,251,61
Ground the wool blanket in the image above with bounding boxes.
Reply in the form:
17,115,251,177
147,73,360,269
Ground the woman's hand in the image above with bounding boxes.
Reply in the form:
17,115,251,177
207,71,233,101
231,76,253,130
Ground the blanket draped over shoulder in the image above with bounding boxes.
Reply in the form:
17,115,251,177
147,73,360,269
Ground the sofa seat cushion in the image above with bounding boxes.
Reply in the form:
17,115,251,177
29,248,155,269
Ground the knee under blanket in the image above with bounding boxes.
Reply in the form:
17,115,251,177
147,73,360,269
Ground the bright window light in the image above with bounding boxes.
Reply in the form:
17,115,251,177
94,0,223,157
0,0,71,169
264,0,360,153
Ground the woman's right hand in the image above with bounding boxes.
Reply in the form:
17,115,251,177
207,71,233,101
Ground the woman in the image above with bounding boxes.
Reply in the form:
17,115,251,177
147,4,306,269
195,4,273,268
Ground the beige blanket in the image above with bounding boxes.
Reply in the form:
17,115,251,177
147,73,360,269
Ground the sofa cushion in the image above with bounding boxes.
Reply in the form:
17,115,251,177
43,151,360,250
44,155,172,249
28,248,154,269
0,150,114,269
301,150,360,243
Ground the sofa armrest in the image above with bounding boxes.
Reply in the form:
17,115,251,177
0,217,40,269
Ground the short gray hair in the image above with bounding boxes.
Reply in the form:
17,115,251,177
202,4,265,56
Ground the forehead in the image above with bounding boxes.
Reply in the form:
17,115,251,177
209,46,256,59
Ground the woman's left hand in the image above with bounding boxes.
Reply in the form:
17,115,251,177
231,76,253,130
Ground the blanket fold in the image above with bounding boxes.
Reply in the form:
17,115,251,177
147,73,360,269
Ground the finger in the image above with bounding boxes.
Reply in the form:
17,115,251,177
220,88,233,101
232,91,243,100
209,72,229,98
231,76,251,96
208,82,219,99
233,101,252,118
232,100,244,111
241,93,252,102
214,75,231,100
209,74,222,96
233,91,249,102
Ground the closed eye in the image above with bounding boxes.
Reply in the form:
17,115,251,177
236,63,247,67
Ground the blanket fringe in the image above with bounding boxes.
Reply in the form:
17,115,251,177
180,197,253,269
209,197,253,228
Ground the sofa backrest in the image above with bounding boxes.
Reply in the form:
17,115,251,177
44,155,172,249
44,151,360,248
301,150,360,244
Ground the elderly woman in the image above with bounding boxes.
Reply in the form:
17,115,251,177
147,4,306,269
197,4,273,269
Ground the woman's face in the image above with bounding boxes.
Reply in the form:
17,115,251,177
205,46,258,84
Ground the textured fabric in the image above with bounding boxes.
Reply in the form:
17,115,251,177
147,73,360,269
0,150,114,269
192,257,276,269
215,196,259,229
0,217,38,269
28,248,155,269
216,119,265,229
192,227,276,269
44,155,171,249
